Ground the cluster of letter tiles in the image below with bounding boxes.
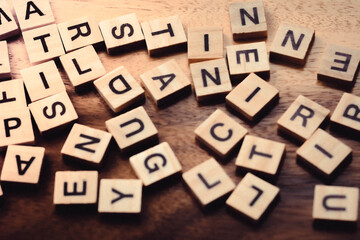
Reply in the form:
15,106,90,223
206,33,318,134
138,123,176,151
0,0,360,223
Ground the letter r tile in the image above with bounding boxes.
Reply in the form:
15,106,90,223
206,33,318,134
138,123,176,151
105,106,158,153
53,171,98,205
182,158,235,207
129,142,182,186
313,185,359,222
277,95,330,142
236,135,286,177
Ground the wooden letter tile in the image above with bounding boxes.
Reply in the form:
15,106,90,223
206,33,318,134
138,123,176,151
0,79,27,111
140,59,191,107
190,58,232,102
187,26,223,63
61,123,112,166
270,22,315,66
297,129,351,180
0,108,35,150
226,73,279,121
22,24,65,64
98,179,142,214
236,135,286,177
1,145,45,184
226,41,270,82
0,0,19,40
20,60,66,102
195,109,248,159
94,66,145,113
141,15,187,56
226,172,279,222
313,185,359,222
13,0,55,31
28,91,78,134
60,45,106,90
182,158,235,207
317,44,360,87
57,16,104,52
229,0,267,40
0,40,10,79
277,95,330,142
330,92,360,135
99,13,145,55
53,171,98,205
105,106,158,153
130,142,182,186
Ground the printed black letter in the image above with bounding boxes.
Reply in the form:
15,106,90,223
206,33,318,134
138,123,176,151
290,104,314,127
240,7,259,26
343,104,360,122
144,153,167,173
74,134,101,153
43,101,66,119
322,194,346,211
25,1,44,20
4,117,21,137
197,173,221,189
331,52,351,72
16,155,35,175
68,22,91,41
119,118,144,138
210,123,232,142
281,30,305,51
111,23,134,39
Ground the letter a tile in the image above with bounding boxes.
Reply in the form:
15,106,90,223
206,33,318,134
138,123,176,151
195,109,247,159
94,66,145,113
1,145,45,184
140,59,191,107
105,106,158,153
226,42,270,82
236,135,286,177
226,172,279,222
270,22,315,66
330,92,360,136
313,185,359,222
98,179,142,213
53,171,98,205
277,95,330,142
0,0,19,40
61,123,112,166
297,129,351,180
141,15,187,56
182,158,235,207
129,142,182,186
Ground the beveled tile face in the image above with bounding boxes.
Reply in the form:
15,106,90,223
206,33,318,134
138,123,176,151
0,0,19,40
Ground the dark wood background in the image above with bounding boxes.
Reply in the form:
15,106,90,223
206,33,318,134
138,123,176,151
1,0,359,239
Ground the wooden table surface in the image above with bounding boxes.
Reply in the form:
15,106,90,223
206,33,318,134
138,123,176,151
1,0,360,239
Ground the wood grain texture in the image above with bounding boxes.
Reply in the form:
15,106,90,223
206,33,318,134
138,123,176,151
0,0,360,239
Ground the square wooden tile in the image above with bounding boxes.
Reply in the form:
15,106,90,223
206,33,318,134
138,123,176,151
53,171,98,205
317,44,360,86
140,59,191,107
236,135,286,177
0,79,27,111
105,106,158,153
94,66,145,113
13,0,55,31
226,41,270,81
130,142,182,186
229,0,267,40
277,95,330,142
1,145,45,184
61,123,112,166
182,158,235,207
20,60,65,102
28,91,78,134
190,58,232,102
141,15,187,56
0,0,19,40
22,24,65,64
226,172,279,222
330,92,360,134
60,45,106,89
98,179,142,213
270,22,314,66
297,129,351,179
226,73,279,121
313,185,359,222
0,107,35,150
0,40,11,79
187,26,223,63
195,109,248,158
99,13,145,54
57,16,104,52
